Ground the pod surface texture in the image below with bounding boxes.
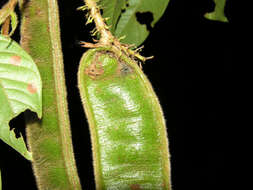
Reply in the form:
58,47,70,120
78,48,171,190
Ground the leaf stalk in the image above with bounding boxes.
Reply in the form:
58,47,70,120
83,0,152,63
0,0,18,25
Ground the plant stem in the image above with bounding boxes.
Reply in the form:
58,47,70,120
1,16,10,35
20,0,81,189
83,0,129,51
83,0,151,62
0,0,17,25
84,0,113,45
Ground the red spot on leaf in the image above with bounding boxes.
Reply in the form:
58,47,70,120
27,83,37,94
9,55,21,66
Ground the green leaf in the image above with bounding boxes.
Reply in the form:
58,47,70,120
0,35,42,160
100,0,126,33
101,0,170,46
204,0,228,22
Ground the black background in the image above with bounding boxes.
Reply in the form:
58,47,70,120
0,0,241,189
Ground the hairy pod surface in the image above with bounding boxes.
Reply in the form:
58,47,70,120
78,48,171,190
20,0,81,189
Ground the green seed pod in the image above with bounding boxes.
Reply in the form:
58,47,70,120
78,47,171,190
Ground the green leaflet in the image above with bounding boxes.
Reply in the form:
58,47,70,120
205,0,228,22
101,0,170,46
100,0,126,33
0,35,42,160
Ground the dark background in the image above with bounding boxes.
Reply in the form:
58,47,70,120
0,0,240,189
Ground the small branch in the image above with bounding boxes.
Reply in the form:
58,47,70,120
1,16,10,35
83,0,113,45
82,0,153,63
0,0,18,25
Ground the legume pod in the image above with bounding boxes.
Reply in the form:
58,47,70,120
78,48,171,190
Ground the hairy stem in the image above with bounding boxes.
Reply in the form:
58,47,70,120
0,0,17,25
1,16,10,35
82,0,150,62
84,0,113,45
20,0,81,189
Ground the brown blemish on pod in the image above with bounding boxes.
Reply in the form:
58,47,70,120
85,63,104,79
100,50,115,58
85,52,104,79
9,55,21,66
117,60,133,77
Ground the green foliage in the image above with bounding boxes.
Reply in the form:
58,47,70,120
1,0,172,189
100,0,126,33
205,0,228,22
0,35,42,160
101,0,170,46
